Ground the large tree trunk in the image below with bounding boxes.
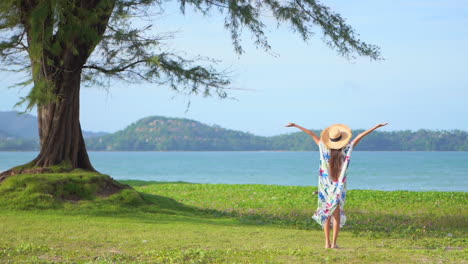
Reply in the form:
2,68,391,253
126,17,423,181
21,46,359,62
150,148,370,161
1,84,97,174
0,66,96,180
0,0,116,180
33,67,95,170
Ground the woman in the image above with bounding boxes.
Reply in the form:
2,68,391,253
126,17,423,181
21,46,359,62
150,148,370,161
285,122,388,249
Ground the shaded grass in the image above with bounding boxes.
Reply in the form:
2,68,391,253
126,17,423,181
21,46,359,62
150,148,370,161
0,172,129,209
119,179,190,187
133,182,467,240
0,176,466,263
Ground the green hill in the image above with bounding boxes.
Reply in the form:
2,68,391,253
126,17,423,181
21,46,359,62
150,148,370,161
1,113,467,151
269,129,468,151
86,116,270,151
85,116,468,151
0,137,38,151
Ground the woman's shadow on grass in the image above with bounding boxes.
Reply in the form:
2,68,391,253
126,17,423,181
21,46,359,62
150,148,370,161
87,184,466,239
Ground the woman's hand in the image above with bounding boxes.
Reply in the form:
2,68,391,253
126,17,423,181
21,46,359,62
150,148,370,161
285,122,297,127
376,123,389,128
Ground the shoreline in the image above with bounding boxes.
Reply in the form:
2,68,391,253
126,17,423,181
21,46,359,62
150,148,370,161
117,180,468,193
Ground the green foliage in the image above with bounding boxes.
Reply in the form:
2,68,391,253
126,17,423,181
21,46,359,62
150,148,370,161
1,0,116,108
85,116,468,151
1,0,382,110
177,0,381,59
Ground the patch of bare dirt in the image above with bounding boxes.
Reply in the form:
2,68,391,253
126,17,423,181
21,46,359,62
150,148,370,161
98,179,130,198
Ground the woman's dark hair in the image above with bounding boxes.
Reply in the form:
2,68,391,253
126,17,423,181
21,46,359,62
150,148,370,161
329,148,343,182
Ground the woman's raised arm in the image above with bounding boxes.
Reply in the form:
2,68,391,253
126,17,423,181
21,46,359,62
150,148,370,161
285,123,320,145
353,123,388,146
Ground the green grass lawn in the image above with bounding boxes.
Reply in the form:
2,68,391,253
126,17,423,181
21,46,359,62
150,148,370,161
0,173,466,263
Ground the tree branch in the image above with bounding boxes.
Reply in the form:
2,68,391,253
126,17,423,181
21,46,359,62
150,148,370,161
83,59,147,74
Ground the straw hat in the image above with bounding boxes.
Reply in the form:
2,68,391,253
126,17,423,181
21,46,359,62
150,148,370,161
321,124,352,149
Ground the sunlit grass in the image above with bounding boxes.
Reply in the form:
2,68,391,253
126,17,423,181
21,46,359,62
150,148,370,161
136,182,467,238
0,175,466,263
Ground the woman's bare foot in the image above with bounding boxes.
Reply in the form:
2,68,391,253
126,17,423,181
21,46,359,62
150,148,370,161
331,244,339,249
325,244,331,249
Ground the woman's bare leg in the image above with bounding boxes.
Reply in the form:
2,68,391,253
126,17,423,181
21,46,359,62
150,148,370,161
331,205,340,248
324,217,331,248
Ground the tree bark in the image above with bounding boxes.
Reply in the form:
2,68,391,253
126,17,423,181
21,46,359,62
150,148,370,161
0,0,116,178
33,66,95,170
0,65,95,179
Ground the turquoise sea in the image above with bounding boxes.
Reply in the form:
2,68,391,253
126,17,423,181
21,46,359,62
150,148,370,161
1,151,467,192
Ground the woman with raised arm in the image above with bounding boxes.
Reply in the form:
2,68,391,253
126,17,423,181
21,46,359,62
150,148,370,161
285,122,388,249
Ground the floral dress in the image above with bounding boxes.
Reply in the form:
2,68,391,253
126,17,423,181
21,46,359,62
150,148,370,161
312,140,353,228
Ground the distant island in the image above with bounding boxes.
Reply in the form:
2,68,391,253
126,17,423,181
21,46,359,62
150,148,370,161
1,111,467,151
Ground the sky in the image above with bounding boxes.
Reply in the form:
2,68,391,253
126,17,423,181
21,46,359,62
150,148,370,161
1,0,467,136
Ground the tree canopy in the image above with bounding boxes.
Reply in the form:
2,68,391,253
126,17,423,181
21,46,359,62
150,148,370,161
0,0,382,172
1,0,381,109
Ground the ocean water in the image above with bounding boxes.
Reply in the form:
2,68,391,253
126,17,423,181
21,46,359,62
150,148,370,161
0,151,467,192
